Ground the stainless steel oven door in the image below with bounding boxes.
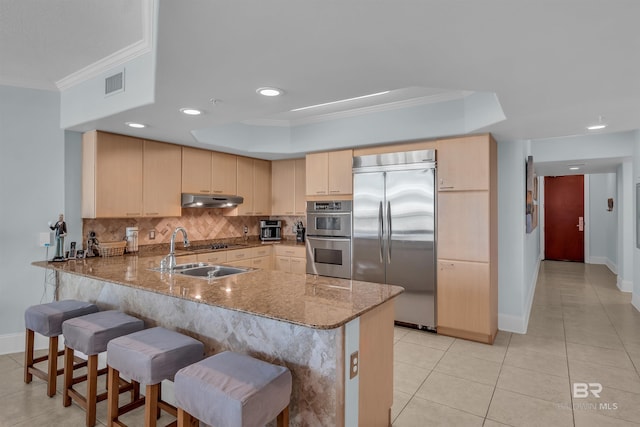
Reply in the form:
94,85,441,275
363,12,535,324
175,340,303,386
306,236,352,279
307,212,352,237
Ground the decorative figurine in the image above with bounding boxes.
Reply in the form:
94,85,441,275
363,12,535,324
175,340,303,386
49,213,67,260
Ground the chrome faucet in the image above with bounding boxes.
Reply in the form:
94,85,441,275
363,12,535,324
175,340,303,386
160,227,190,271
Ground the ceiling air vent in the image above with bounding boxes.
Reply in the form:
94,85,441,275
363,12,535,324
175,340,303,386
105,70,124,96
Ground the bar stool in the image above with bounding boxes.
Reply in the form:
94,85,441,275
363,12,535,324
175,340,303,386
24,299,99,397
62,310,145,427
174,351,292,427
106,327,204,427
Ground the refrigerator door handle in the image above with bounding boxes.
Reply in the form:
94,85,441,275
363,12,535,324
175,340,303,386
378,201,384,262
387,201,392,264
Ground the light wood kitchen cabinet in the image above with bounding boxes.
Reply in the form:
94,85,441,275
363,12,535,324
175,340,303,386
143,140,182,217
228,157,271,216
436,135,490,191
272,158,306,215
305,149,353,197
211,151,237,194
182,147,238,195
251,256,272,270
436,133,497,345
82,131,144,218
181,147,212,194
197,251,227,264
273,245,306,273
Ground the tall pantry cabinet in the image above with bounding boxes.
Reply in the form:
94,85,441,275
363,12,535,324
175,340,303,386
436,134,498,344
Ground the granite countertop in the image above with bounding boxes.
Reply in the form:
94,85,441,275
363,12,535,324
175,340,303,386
32,250,403,330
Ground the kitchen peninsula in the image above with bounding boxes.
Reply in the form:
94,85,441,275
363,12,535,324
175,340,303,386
32,250,402,427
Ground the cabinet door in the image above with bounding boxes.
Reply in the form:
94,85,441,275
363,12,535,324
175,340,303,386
306,152,328,196
253,159,271,216
437,135,489,191
143,141,182,217
437,192,489,262
290,257,306,274
437,260,490,335
328,150,353,195
226,259,253,268
294,159,307,215
236,157,254,215
182,147,211,194
226,248,253,262
95,133,143,217
274,256,291,272
211,152,237,195
252,256,272,270
252,246,272,258
271,159,296,215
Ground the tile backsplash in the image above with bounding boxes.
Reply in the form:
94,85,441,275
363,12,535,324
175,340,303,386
82,208,304,247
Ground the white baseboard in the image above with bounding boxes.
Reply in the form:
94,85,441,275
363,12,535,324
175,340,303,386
617,277,633,293
588,257,618,274
0,331,50,356
632,293,640,313
498,313,527,334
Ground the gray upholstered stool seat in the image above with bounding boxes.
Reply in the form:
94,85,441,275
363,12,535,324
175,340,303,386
174,351,292,427
62,310,144,427
24,299,98,397
106,327,204,427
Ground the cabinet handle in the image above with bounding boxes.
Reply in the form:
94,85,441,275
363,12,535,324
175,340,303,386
200,190,209,193
439,186,454,190
213,190,223,193
146,212,159,216
126,213,141,216
316,191,327,194
329,190,341,193
285,211,293,214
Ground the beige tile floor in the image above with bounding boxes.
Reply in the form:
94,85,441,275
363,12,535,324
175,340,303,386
392,261,640,427
1,261,639,426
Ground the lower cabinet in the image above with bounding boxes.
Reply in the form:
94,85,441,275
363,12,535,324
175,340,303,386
196,251,227,264
273,245,306,273
436,260,495,343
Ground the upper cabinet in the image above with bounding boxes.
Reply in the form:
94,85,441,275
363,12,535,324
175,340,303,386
143,141,182,217
436,135,490,191
181,147,212,194
82,131,144,218
182,147,238,195
305,149,353,197
272,158,306,215
83,132,182,218
230,157,271,216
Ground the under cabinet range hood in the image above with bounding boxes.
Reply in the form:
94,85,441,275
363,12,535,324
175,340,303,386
181,193,243,208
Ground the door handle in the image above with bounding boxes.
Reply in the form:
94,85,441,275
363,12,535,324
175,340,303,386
387,201,392,264
378,201,384,262
577,216,584,232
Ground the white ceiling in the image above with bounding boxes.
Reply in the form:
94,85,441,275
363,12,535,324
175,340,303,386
2,0,639,174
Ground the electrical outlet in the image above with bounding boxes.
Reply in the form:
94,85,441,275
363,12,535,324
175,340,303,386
349,351,359,379
149,230,156,240
243,226,248,234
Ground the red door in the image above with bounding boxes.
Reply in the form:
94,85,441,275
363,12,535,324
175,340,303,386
544,175,584,262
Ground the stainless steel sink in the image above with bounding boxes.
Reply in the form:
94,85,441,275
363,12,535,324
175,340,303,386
177,265,250,279
149,263,252,280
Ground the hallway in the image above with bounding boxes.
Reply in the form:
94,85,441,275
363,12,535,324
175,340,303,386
391,261,640,426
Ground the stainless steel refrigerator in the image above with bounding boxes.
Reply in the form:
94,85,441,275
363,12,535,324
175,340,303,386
352,149,437,329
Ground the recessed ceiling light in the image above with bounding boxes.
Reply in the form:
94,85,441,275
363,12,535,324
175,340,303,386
291,91,390,112
256,87,283,97
569,166,580,171
180,108,202,116
126,122,146,128
587,115,607,131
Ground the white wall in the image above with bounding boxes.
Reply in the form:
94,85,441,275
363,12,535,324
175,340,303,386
0,85,66,352
588,173,618,272
633,131,640,311
617,161,634,292
532,131,635,163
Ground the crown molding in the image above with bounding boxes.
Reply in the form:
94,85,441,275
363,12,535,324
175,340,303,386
55,0,155,91
0,77,58,92
241,118,292,127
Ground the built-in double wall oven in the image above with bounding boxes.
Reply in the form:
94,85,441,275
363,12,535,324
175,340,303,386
306,200,352,279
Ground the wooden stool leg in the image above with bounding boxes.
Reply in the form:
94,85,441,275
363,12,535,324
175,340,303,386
63,346,74,407
145,383,160,427
176,408,197,427
277,405,289,427
86,354,98,427
156,383,162,419
47,336,58,397
107,366,120,427
24,329,34,384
